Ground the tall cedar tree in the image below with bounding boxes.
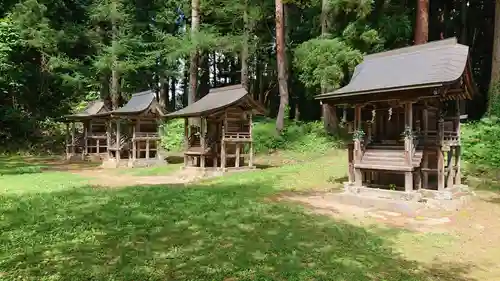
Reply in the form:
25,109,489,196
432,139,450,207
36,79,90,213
275,0,289,133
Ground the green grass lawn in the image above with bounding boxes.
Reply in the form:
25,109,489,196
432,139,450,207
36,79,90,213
0,151,464,280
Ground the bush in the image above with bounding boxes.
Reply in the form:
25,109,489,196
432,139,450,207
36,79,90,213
461,117,500,168
160,119,185,152
254,119,343,153
160,117,344,154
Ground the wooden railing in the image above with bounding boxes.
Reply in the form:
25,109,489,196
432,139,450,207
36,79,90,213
88,132,107,139
224,132,251,140
134,132,159,139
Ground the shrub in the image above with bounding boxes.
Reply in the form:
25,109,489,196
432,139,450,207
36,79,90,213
461,117,500,168
160,117,344,154
160,119,184,152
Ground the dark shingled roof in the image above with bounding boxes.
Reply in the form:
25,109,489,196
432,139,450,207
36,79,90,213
316,37,472,100
64,100,109,120
91,90,166,118
166,84,266,118
113,90,165,115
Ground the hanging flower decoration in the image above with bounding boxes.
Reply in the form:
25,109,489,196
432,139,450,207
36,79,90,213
388,107,392,121
401,125,414,139
353,129,365,141
371,109,376,123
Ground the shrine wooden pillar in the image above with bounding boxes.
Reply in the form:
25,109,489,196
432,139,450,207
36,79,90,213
248,113,254,168
83,121,88,160
106,120,112,159
221,114,227,171
454,99,462,185
70,122,76,155
200,117,206,168
132,120,137,161
353,104,362,186
184,118,189,167
437,116,445,191
422,105,429,188
157,120,162,160
65,123,70,159
116,119,121,162
404,101,414,192
404,102,413,165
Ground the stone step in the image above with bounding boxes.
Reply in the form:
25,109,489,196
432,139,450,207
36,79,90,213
360,159,421,165
354,163,415,171
363,154,423,159
367,145,405,150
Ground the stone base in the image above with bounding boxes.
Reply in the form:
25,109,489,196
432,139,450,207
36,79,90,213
344,183,422,201
127,158,167,168
101,158,167,169
182,165,256,172
66,153,106,163
342,182,472,212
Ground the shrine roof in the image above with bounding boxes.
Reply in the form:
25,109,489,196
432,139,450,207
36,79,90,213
166,84,266,118
316,37,474,100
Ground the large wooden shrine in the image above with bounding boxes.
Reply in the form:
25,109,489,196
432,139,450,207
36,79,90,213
63,101,110,161
166,84,265,171
316,38,476,196
97,90,167,168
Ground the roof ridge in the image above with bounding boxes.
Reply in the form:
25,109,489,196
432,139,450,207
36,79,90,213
364,37,461,61
131,90,154,96
210,84,244,93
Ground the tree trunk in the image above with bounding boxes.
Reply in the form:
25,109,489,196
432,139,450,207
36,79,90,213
170,76,176,111
199,52,210,98
100,73,112,109
275,0,289,133
212,52,218,87
489,0,500,114
182,62,189,107
110,15,120,110
159,77,168,110
259,59,266,105
415,0,429,44
241,0,249,90
320,0,338,133
460,0,467,44
189,0,200,105
110,69,120,109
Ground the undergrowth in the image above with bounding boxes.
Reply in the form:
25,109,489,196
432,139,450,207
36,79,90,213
160,118,344,154
461,117,500,189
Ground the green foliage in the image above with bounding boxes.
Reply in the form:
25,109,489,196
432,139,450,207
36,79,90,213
293,38,363,91
462,117,500,168
236,120,340,153
160,119,185,152
488,81,500,117
161,118,343,154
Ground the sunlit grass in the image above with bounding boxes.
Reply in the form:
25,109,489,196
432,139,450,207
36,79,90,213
0,150,467,280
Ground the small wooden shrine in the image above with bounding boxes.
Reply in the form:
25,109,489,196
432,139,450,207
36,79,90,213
97,90,167,168
63,101,110,161
166,84,265,171
316,38,476,196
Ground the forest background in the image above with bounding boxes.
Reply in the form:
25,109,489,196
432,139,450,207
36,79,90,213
0,0,498,167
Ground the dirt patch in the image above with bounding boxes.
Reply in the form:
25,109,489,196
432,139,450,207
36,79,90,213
279,190,500,280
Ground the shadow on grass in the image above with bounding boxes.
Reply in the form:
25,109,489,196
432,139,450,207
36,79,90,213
254,163,275,170
0,180,476,281
0,157,101,175
0,156,49,175
165,155,184,164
